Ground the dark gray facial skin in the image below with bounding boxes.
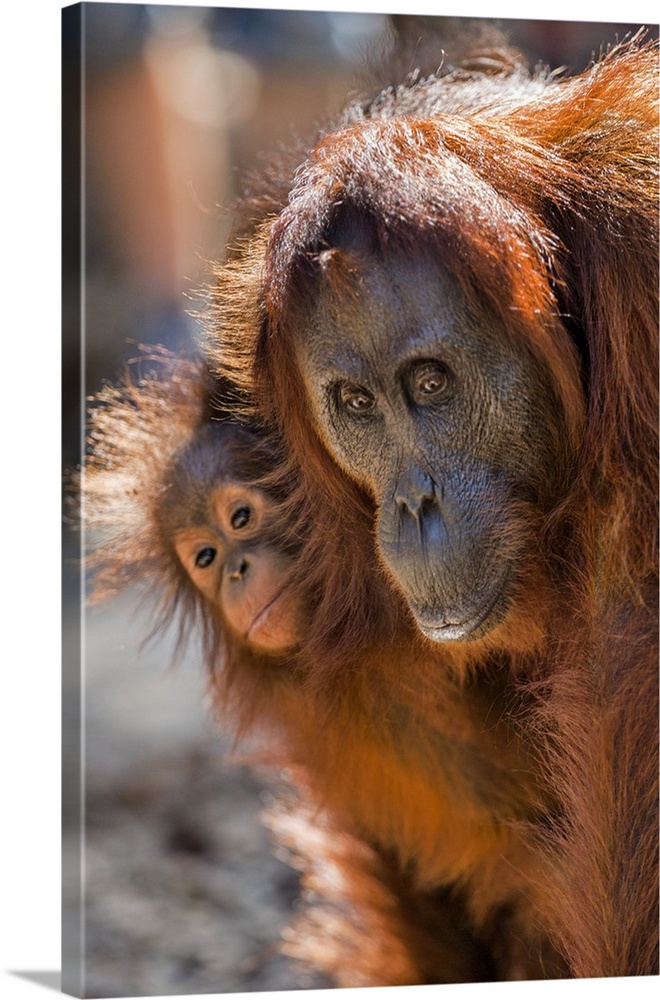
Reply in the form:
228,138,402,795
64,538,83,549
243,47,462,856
294,244,566,643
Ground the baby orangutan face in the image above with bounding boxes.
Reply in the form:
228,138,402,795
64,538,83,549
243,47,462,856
174,479,301,654
160,420,304,657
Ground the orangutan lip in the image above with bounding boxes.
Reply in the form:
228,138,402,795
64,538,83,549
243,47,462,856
416,573,510,643
247,587,288,638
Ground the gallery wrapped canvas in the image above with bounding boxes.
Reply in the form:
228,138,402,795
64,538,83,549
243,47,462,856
62,4,659,997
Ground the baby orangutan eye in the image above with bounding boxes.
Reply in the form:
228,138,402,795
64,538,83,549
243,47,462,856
195,546,217,568
231,506,252,530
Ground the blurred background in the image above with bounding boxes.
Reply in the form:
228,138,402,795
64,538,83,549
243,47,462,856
62,5,657,997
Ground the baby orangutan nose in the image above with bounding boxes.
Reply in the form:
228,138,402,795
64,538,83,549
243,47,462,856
227,555,250,582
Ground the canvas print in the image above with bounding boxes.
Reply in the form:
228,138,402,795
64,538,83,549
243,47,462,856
62,4,659,997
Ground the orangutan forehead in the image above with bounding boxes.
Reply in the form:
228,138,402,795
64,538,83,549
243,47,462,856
158,422,272,527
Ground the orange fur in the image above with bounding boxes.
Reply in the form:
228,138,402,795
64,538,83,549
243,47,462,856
203,35,658,983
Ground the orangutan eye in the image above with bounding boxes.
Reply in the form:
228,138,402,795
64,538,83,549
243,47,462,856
337,382,376,414
230,505,252,530
409,361,451,404
195,546,217,568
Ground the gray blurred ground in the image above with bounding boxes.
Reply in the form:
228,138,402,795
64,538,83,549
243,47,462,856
64,586,327,998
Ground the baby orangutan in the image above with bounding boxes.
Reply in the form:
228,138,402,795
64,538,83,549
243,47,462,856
81,354,305,678
159,421,302,656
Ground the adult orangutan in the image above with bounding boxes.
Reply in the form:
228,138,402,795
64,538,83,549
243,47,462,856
204,32,659,984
